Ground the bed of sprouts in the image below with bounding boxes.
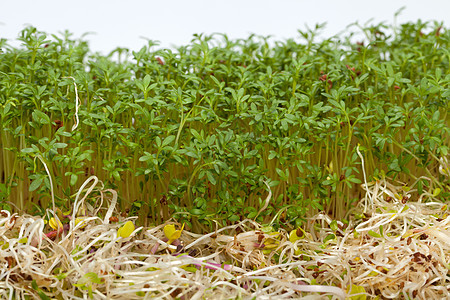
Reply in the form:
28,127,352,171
0,18,449,299
1,156,448,299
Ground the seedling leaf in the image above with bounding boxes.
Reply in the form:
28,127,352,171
118,221,135,238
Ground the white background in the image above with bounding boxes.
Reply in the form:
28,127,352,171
1,0,449,54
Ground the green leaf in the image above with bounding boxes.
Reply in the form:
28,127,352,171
268,151,277,160
29,177,43,192
55,272,68,280
276,168,288,180
53,143,68,149
206,171,216,185
190,129,202,141
84,272,103,284
247,211,257,219
21,147,36,154
70,173,78,186
417,179,423,195
183,265,199,273
432,188,441,197
143,74,151,90
228,215,240,222
112,170,121,181
32,280,51,300
161,135,175,148
32,279,39,290
330,220,338,231
139,153,152,162
323,233,335,243
75,272,104,298
281,119,288,131
32,110,51,125
348,176,362,184
155,136,161,148
190,208,204,215
38,290,50,300
368,230,382,238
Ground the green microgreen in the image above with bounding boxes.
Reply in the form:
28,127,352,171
0,20,448,235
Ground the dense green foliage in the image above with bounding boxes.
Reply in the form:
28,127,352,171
0,21,449,231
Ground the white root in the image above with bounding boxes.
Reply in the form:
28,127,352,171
0,174,449,299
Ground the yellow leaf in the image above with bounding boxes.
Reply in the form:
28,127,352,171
163,223,185,244
263,236,280,249
289,228,306,243
75,217,87,228
346,284,366,300
49,217,63,230
326,161,333,173
56,208,64,221
117,221,135,238
433,188,441,197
